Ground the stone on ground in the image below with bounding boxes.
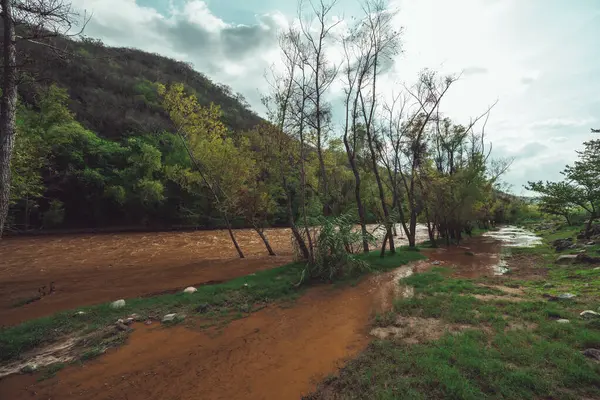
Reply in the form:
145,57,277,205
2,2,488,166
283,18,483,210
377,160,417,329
580,310,600,319
582,348,600,361
558,293,577,300
110,299,126,309
556,255,578,264
162,313,179,322
556,319,570,323
183,286,197,294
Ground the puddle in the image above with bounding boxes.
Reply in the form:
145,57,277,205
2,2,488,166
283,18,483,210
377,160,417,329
483,226,542,248
368,262,422,312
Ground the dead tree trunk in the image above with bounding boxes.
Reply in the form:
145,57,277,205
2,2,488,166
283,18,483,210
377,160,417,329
0,0,17,238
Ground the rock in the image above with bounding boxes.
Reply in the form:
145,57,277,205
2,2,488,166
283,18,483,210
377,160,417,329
239,303,251,313
20,363,38,373
144,320,153,326
243,283,249,288
582,348,600,361
542,283,554,288
162,313,178,323
556,319,570,323
129,313,142,321
196,303,210,314
587,241,596,246
110,299,126,309
73,311,86,317
115,322,130,331
580,310,600,319
553,238,573,252
558,293,577,300
125,317,135,325
183,286,197,294
556,255,578,264
595,267,600,271
431,261,441,266
576,254,600,264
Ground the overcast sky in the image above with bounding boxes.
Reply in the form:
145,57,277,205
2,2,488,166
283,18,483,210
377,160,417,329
71,0,600,195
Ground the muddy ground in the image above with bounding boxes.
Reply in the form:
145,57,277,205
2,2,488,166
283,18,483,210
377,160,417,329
0,228,526,400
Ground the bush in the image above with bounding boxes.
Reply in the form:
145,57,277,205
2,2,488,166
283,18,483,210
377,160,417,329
303,214,371,282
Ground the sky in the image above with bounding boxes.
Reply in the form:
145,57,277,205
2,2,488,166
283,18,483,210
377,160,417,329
69,0,600,195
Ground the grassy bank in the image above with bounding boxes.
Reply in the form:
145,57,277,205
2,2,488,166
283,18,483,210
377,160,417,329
0,249,425,364
307,223,600,400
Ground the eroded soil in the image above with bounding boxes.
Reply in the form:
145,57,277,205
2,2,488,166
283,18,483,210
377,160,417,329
0,274,395,400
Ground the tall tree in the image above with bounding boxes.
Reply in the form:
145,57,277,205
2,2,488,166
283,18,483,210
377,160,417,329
0,0,84,236
355,0,402,255
298,0,340,216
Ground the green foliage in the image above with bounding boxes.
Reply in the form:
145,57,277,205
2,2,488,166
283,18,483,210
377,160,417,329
304,214,373,281
527,139,600,229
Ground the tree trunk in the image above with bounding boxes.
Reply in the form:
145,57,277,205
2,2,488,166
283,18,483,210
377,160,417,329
0,0,17,238
366,132,395,255
349,154,369,253
255,226,276,256
380,230,389,257
223,214,244,259
408,208,417,248
564,214,571,226
285,185,309,260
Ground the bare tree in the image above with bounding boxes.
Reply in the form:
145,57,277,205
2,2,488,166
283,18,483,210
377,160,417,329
0,0,86,237
341,31,370,252
263,29,311,260
354,0,401,256
298,0,340,216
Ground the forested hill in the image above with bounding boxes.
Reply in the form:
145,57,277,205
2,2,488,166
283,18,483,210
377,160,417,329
18,36,263,138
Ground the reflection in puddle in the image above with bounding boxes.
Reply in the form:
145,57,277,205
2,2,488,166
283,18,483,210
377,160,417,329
483,226,542,248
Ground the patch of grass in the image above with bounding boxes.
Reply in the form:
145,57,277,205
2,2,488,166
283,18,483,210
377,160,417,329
355,249,426,271
0,249,425,364
37,362,66,381
402,270,504,295
308,325,600,400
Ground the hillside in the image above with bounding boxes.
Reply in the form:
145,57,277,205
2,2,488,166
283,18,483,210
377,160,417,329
18,36,263,139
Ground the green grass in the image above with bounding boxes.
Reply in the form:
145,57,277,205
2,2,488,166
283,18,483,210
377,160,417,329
0,249,425,364
307,221,600,400
356,249,426,271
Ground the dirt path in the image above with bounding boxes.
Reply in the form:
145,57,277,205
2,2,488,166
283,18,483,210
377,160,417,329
0,273,398,400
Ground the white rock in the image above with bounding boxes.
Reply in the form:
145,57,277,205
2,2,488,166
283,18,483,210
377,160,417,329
580,310,600,319
243,283,249,288
74,311,85,316
431,261,441,266
558,293,576,300
556,319,570,323
110,299,126,309
20,363,38,373
162,313,177,322
183,286,197,294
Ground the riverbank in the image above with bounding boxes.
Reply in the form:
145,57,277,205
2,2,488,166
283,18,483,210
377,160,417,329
307,224,600,399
